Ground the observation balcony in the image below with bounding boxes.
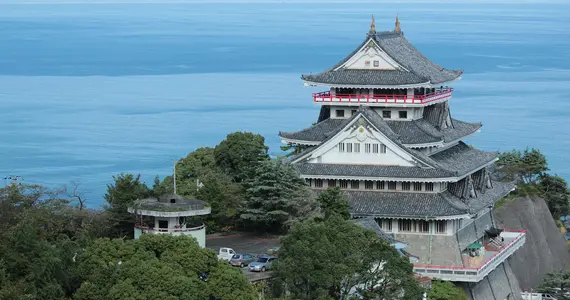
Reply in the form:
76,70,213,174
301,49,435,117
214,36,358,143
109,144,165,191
412,230,526,282
135,223,206,234
312,88,453,107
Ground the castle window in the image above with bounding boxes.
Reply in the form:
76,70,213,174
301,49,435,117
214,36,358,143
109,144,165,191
398,219,412,232
380,144,387,154
314,179,323,188
346,143,353,153
399,111,408,119
336,110,345,118
417,220,429,233
365,181,374,190
373,60,380,67
365,143,371,153
340,180,348,189
372,144,379,153
388,181,397,190
351,109,357,115
376,181,385,190
435,220,447,234
338,143,345,152
306,179,312,186
377,219,392,231
350,180,360,189
425,182,434,191
328,180,336,188
365,60,371,67
413,182,422,191
402,182,411,191
354,143,361,153
383,111,391,118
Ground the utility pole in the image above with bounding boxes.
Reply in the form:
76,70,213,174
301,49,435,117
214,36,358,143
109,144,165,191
173,160,177,195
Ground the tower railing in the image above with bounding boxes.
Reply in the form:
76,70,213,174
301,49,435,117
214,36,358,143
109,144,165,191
312,88,453,106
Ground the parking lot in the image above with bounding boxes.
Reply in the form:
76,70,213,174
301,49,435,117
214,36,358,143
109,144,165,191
206,233,280,281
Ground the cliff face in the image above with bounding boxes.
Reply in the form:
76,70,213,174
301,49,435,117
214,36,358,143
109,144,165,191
494,196,570,290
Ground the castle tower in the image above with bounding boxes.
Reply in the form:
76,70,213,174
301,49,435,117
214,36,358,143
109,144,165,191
279,17,526,299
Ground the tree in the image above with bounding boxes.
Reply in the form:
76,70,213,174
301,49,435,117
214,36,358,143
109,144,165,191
315,187,351,220
427,280,468,300
104,173,151,238
538,174,570,219
539,270,570,300
74,234,257,300
273,216,423,300
214,132,269,182
240,159,320,232
196,171,245,232
497,148,548,183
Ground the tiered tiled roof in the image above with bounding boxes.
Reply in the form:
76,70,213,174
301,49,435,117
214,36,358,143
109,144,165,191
301,30,462,87
280,107,481,147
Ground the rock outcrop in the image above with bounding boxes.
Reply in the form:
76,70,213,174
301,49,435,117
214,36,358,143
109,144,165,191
494,196,570,290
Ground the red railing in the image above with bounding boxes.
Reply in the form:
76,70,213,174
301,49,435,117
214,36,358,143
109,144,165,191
312,88,453,105
413,229,526,272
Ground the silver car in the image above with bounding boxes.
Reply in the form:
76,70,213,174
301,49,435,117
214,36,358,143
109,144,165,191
247,255,277,272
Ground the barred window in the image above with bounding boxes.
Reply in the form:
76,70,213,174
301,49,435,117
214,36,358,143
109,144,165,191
376,181,385,190
340,180,348,189
365,181,374,189
398,219,412,232
435,220,447,234
347,143,353,153
377,218,393,231
373,144,379,153
314,179,323,188
417,220,429,233
380,144,387,154
413,182,422,191
402,182,411,191
328,180,336,188
354,143,361,153
350,180,360,189
306,179,312,187
388,181,397,190
365,143,371,153
338,143,345,152
425,182,434,191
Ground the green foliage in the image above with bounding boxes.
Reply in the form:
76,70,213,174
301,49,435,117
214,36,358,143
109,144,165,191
279,144,310,158
240,159,320,232
214,132,269,182
273,216,423,300
539,270,570,300
427,280,468,300
497,148,548,183
538,174,570,219
315,187,350,220
74,234,257,300
104,173,151,238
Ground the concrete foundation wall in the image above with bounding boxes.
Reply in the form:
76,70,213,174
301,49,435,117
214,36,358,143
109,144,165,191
465,262,522,300
395,234,462,266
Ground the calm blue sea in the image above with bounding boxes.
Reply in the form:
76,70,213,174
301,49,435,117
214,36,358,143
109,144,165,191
1,1,569,207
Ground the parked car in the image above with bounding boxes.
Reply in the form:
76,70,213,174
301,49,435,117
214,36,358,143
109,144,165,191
248,255,277,272
229,253,256,268
266,246,280,256
216,247,235,262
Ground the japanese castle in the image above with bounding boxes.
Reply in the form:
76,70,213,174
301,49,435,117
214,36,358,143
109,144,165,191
279,16,527,300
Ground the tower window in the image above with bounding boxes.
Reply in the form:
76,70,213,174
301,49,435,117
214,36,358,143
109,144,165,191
413,182,422,191
351,109,357,116
346,143,353,153
376,181,385,190
365,181,374,189
338,143,345,152
314,179,323,188
380,144,387,154
399,111,408,119
436,220,447,234
354,143,360,153
365,143,371,153
388,182,397,190
373,60,380,67
340,180,348,189
383,111,392,118
336,110,345,118
372,144,379,153
402,182,411,191
350,180,360,189
425,182,434,192
328,180,336,188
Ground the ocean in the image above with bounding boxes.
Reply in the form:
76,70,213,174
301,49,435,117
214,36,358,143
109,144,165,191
1,1,569,207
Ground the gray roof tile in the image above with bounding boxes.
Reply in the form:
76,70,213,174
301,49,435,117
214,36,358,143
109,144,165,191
354,217,401,244
430,142,498,176
279,118,347,142
301,31,462,86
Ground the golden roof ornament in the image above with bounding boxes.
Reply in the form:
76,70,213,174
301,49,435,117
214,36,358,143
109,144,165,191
368,15,376,35
394,14,401,33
